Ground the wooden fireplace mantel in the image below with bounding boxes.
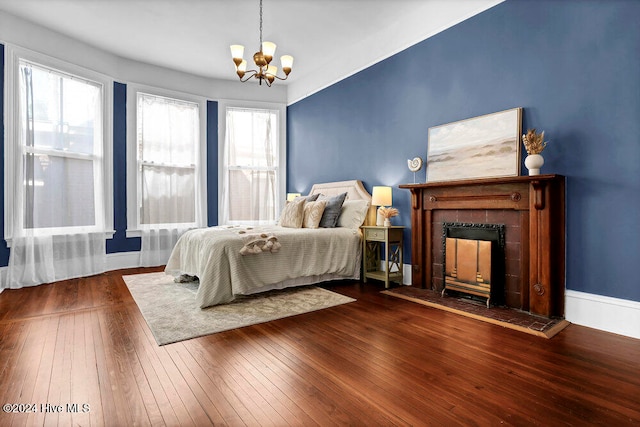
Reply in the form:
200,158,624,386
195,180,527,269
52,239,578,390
399,174,565,318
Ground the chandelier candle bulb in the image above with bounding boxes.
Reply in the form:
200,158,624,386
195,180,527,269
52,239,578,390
230,45,245,65
267,66,276,83
281,55,294,74
262,41,277,60
237,60,247,78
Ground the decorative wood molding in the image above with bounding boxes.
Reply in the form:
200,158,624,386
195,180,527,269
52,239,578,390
428,192,521,204
411,191,419,210
400,174,565,318
531,180,546,210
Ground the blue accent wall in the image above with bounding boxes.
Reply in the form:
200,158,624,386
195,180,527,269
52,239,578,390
287,0,640,302
0,44,8,266
106,82,141,253
207,100,218,227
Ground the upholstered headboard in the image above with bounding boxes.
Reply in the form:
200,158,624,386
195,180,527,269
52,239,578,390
308,180,377,226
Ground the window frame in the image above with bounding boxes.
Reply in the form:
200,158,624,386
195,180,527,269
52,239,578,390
125,84,207,237
218,100,287,226
3,45,114,245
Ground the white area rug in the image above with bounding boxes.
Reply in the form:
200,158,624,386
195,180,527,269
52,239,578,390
123,272,356,345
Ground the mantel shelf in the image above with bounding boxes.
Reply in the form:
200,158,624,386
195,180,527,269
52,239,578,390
399,174,563,190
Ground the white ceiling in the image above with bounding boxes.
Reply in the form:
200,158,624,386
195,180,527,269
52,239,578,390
0,0,503,103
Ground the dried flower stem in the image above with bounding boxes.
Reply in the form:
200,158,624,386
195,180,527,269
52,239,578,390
378,207,399,219
522,129,547,155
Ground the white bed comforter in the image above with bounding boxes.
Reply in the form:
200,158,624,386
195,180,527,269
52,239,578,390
165,225,362,308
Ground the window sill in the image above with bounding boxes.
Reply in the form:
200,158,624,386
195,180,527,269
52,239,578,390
4,230,116,248
125,230,142,238
126,223,201,239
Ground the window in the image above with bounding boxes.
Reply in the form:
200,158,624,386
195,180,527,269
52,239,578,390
126,87,206,234
3,47,113,288
4,49,112,240
137,93,198,226
219,102,286,225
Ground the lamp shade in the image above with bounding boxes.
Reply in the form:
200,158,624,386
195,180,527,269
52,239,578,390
280,55,294,69
371,186,392,206
230,44,245,60
287,193,301,202
262,41,277,57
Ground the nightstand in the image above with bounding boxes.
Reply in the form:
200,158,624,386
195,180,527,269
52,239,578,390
361,226,405,288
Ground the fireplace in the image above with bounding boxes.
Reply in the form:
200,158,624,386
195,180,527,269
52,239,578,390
400,175,565,318
442,222,505,307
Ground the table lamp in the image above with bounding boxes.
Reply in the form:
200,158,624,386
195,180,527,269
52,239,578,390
371,186,392,226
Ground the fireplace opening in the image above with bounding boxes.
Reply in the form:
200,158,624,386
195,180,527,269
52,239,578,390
442,222,505,307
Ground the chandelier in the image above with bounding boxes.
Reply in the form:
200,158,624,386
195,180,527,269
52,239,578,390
230,0,294,86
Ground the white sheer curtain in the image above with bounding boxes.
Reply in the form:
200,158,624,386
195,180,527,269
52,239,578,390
221,107,278,225
139,228,185,268
4,59,108,289
6,234,106,289
136,93,200,266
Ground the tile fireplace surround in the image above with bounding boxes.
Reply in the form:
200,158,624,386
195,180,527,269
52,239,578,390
400,175,565,318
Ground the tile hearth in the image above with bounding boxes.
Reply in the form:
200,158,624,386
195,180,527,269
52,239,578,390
382,286,569,338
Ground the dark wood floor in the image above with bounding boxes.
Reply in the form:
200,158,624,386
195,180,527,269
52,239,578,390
1,268,639,426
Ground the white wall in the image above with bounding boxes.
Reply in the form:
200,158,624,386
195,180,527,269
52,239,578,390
0,10,287,103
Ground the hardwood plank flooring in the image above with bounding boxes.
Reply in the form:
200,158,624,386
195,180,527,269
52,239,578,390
0,267,639,426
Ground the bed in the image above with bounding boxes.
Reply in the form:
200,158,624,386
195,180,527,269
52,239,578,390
165,180,376,308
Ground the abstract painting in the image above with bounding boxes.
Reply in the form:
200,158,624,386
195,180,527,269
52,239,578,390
426,108,522,182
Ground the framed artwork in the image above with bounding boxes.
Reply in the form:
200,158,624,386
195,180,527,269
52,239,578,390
426,107,522,182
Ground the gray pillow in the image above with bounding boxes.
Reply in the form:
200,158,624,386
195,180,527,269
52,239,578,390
318,192,347,228
296,193,320,202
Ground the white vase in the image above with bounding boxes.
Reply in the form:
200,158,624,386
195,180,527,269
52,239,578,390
525,153,544,176
383,219,391,227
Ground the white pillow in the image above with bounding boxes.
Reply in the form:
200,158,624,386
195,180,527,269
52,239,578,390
337,199,370,229
278,198,305,228
303,200,327,229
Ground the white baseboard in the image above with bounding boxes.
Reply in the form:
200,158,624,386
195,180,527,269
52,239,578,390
400,264,640,340
105,251,141,271
565,289,640,340
403,264,412,285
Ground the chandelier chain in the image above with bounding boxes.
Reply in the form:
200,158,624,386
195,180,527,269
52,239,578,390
259,0,263,47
